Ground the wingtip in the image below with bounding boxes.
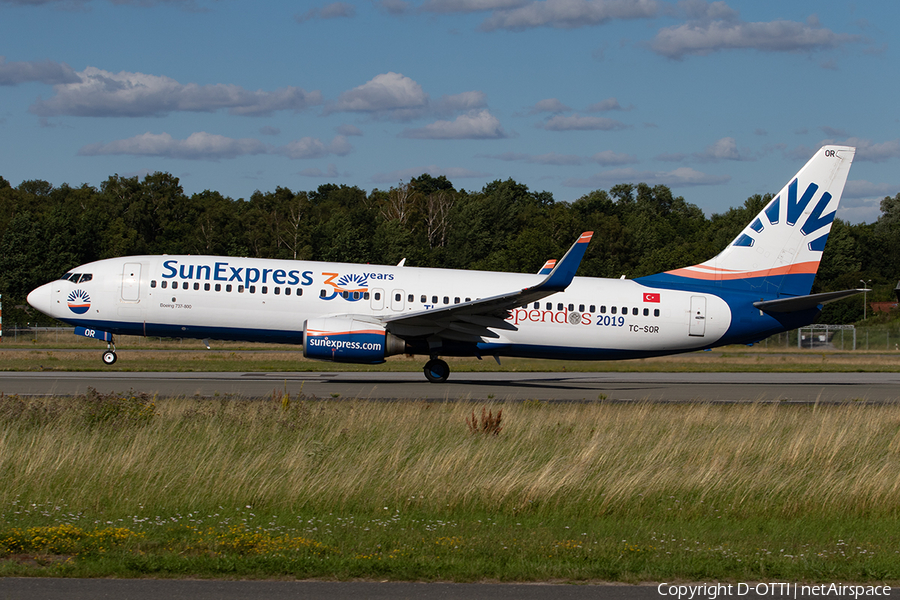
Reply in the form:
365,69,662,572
578,231,593,243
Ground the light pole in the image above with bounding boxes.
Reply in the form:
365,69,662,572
861,279,872,320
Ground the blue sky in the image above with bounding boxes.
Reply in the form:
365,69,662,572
1,0,897,223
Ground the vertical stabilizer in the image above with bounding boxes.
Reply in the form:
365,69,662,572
640,146,855,297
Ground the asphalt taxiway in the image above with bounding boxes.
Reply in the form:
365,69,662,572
1,371,899,402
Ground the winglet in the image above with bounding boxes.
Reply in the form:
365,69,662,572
538,231,593,291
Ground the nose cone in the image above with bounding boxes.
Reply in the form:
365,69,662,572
27,282,56,317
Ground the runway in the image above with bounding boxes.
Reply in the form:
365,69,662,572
1,371,900,402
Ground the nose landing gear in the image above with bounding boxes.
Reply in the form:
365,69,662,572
101,339,117,365
423,357,450,383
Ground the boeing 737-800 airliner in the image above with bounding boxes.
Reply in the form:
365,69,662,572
28,146,860,382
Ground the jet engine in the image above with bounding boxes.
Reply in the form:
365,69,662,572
302,317,407,364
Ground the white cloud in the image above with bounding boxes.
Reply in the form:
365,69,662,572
330,73,488,123
651,7,860,59
79,132,267,160
485,151,582,165
421,0,528,14
336,124,364,136
479,0,659,31
538,114,629,131
400,110,509,139
564,166,729,188
587,97,632,112
694,137,748,162
528,98,571,114
30,67,322,117
591,150,638,165
0,57,81,86
295,2,357,23
331,72,428,120
78,132,352,161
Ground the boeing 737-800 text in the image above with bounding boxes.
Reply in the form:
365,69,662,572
27,146,861,382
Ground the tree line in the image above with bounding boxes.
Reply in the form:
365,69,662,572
1,172,897,326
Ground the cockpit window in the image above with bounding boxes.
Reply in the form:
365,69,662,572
62,273,93,283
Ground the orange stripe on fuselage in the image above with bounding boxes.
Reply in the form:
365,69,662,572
665,260,820,281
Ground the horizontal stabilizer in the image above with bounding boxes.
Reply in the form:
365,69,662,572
753,289,867,313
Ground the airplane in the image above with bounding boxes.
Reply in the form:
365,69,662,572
27,145,861,383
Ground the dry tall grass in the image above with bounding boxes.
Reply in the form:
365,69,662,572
2,394,899,519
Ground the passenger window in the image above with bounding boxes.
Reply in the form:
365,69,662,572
421,295,427,303
590,305,595,312
226,284,232,292
621,307,627,315
274,287,280,295
600,305,606,313
193,282,199,291
465,298,471,302
215,284,221,292
239,285,245,293
432,296,438,304
632,307,638,316
150,280,157,288
611,306,617,314
533,302,539,309
395,293,402,302
342,291,349,299
284,287,290,296
161,281,168,289
568,304,574,311
262,286,268,294
579,304,585,312
643,308,649,316
250,286,256,293
204,283,211,291
455,297,460,304
374,292,381,301
557,303,563,311
654,309,660,317
408,294,414,303
320,289,327,298
443,296,449,304
546,303,552,310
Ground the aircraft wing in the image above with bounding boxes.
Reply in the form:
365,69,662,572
380,232,592,343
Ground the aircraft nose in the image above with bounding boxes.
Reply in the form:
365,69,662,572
27,282,55,317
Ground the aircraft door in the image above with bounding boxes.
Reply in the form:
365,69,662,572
121,263,141,302
391,289,405,312
689,296,707,337
371,288,385,311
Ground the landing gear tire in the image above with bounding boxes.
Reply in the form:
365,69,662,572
423,358,450,383
102,351,117,366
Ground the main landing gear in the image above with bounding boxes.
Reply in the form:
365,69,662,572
101,339,117,365
423,357,450,383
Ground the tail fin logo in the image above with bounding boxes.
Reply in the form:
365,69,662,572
733,178,835,252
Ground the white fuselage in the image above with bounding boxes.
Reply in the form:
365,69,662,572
29,255,731,359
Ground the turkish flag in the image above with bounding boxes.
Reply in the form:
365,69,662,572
643,293,661,303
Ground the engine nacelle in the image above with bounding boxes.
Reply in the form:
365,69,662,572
303,317,407,364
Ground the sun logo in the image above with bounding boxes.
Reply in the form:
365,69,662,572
336,273,369,291
67,289,91,314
